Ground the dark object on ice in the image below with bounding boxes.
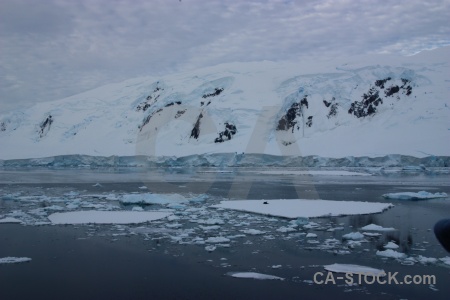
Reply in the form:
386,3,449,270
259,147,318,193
434,219,450,252
263,201,268,204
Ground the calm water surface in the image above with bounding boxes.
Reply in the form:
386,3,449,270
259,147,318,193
0,168,449,299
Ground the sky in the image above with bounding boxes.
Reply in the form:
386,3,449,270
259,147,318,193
1,0,449,112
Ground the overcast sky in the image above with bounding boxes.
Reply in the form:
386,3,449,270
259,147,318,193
1,0,449,112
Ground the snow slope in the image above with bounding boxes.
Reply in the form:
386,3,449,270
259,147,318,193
1,47,449,161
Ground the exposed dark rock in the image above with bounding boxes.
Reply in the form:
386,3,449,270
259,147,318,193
375,77,392,89
385,85,400,97
202,88,224,99
136,84,164,112
300,98,309,109
190,113,203,139
324,97,338,118
0,122,6,132
401,78,413,96
165,101,182,107
306,116,313,127
214,122,237,143
39,115,53,137
277,96,309,132
348,88,382,118
175,110,186,119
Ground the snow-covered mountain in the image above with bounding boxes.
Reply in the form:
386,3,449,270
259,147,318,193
1,47,449,165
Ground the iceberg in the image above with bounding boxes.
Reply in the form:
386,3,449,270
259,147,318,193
382,191,448,200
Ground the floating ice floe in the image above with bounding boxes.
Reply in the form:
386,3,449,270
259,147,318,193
0,257,32,264
306,233,317,238
48,211,172,224
376,249,406,259
342,232,365,240
324,264,385,277
383,241,399,249
382,191,448,200
120,193,188,205
416,255,438,265
211,199,393,219
0,217,22,224
205,245,216,252
226,272,284,280
361,224,396,231
255,170,371,176
440,257,450,265
363,232,382,237
242,229,266,235
205,237,231,243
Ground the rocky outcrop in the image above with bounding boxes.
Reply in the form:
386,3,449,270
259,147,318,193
39,115,53,138
214,123,237,143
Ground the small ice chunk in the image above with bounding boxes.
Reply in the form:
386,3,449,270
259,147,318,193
271,265,282,269
342,232,365,240
205,245,216,252
167,215,180,221
0,257,32,264
242,229,266,235
166,223,182,228
295,217,310,225
383,241,399,249
205,237,231,243
200,225,220,231
376,249,406,259
93,183,102,187
303,222,320,229
361,224,396,231
189,194,208,202
132,206,144,211
276,226,296,233
439,257,450,265
324,263,385,277
0,217,22,224
227,272,284,280
363,232,382,237
416,255,437,264
138,186,148,189
167,203,187,210
197,218,225,225
306,233,317,238
382,191,448,200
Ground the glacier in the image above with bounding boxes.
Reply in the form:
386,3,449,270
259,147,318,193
0,47,449,166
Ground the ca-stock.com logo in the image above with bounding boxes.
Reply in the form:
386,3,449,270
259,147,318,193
135,103,319,199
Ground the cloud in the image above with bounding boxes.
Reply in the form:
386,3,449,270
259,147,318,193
0,0,449,111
